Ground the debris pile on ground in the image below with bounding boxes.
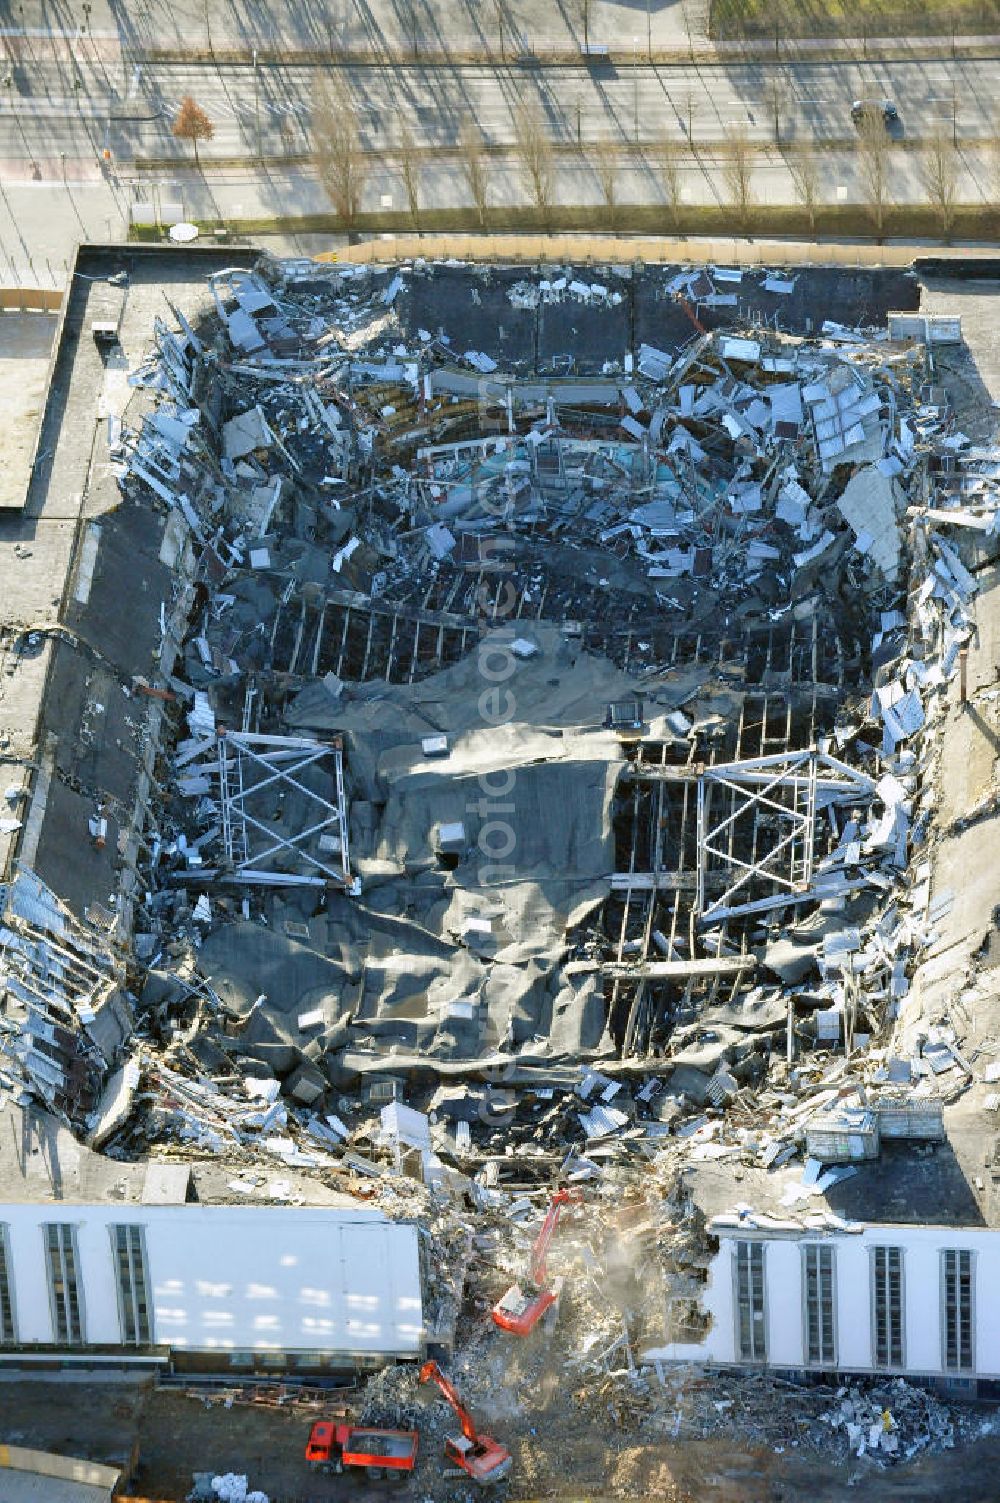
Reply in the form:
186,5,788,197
210,1478,268,1503
624,1366,975,1466
820,1378,958,1462
186,1476,268,1503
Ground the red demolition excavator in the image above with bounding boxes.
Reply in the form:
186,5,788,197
418,1359,512,1485
491,1187,583,1336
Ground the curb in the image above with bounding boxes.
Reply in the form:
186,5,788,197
130,38,1000,69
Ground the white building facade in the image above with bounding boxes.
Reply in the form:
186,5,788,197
653,1217,1000,1394
0,1202,423,1375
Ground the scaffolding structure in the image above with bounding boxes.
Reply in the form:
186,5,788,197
695,748,876,924
216,731,354,890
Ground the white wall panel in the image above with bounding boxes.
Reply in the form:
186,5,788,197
0,1204,422,1357
647,1221,1000,1380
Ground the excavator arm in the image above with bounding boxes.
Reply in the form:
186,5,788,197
419,1359,478,1445
528,1187,582,1286
491,1187,584,1336
419,1360,512,1485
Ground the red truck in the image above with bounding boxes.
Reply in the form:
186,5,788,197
305,1420,419,1479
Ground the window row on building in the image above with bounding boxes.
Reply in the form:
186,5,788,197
734,1240,975,1373
0,1223,151,1348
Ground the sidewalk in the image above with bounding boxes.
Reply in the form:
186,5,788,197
2,0,1000,66
0,166,346,284
0,134,944,287
1,1,700,61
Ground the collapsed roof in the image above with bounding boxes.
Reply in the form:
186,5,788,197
3,253,984,1205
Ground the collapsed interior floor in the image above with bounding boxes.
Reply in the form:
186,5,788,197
7,249,1000,1496
56,255,928,1185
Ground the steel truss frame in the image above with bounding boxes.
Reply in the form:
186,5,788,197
216,731,354,889
695,748,876,925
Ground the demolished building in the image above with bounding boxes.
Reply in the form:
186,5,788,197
3,247,1000,1436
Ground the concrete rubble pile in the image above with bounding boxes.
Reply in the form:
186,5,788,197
187,1476,269,1503
622,1364,978,1465
106,260,981,1202
10,251,1000,1462
820,1378,960,1462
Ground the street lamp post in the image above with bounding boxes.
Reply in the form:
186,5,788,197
252,47,261,162
633,37,639,145
952,84,958,148
646,0,652,61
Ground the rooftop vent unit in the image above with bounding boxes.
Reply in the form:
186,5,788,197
605,698,644,733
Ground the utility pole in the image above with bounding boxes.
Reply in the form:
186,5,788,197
647,0,652,61
252,47,261,161
633,37,639,145
952,83,958,148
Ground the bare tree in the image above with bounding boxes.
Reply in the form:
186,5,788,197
763,77,789,144
279,117,296,156
314,77,366,225
856,110,892,240
721,125,754,233
172,96,214,167
397,126,422,226
653,132,686,231
513,99,554,223
918,125,959,242
786,141,822,236
458,122,490,227
593,140,620,231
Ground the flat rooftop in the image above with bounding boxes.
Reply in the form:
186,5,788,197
0,249,257,895
688,1108,988,1232
0,1104,360,1208
0,312,55,513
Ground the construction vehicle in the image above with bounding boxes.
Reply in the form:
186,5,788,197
491,1187,583,1336
677,294,706,336
418,1360,512,1485
305,1419,419,1479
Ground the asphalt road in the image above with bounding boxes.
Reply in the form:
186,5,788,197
0,53,995,167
